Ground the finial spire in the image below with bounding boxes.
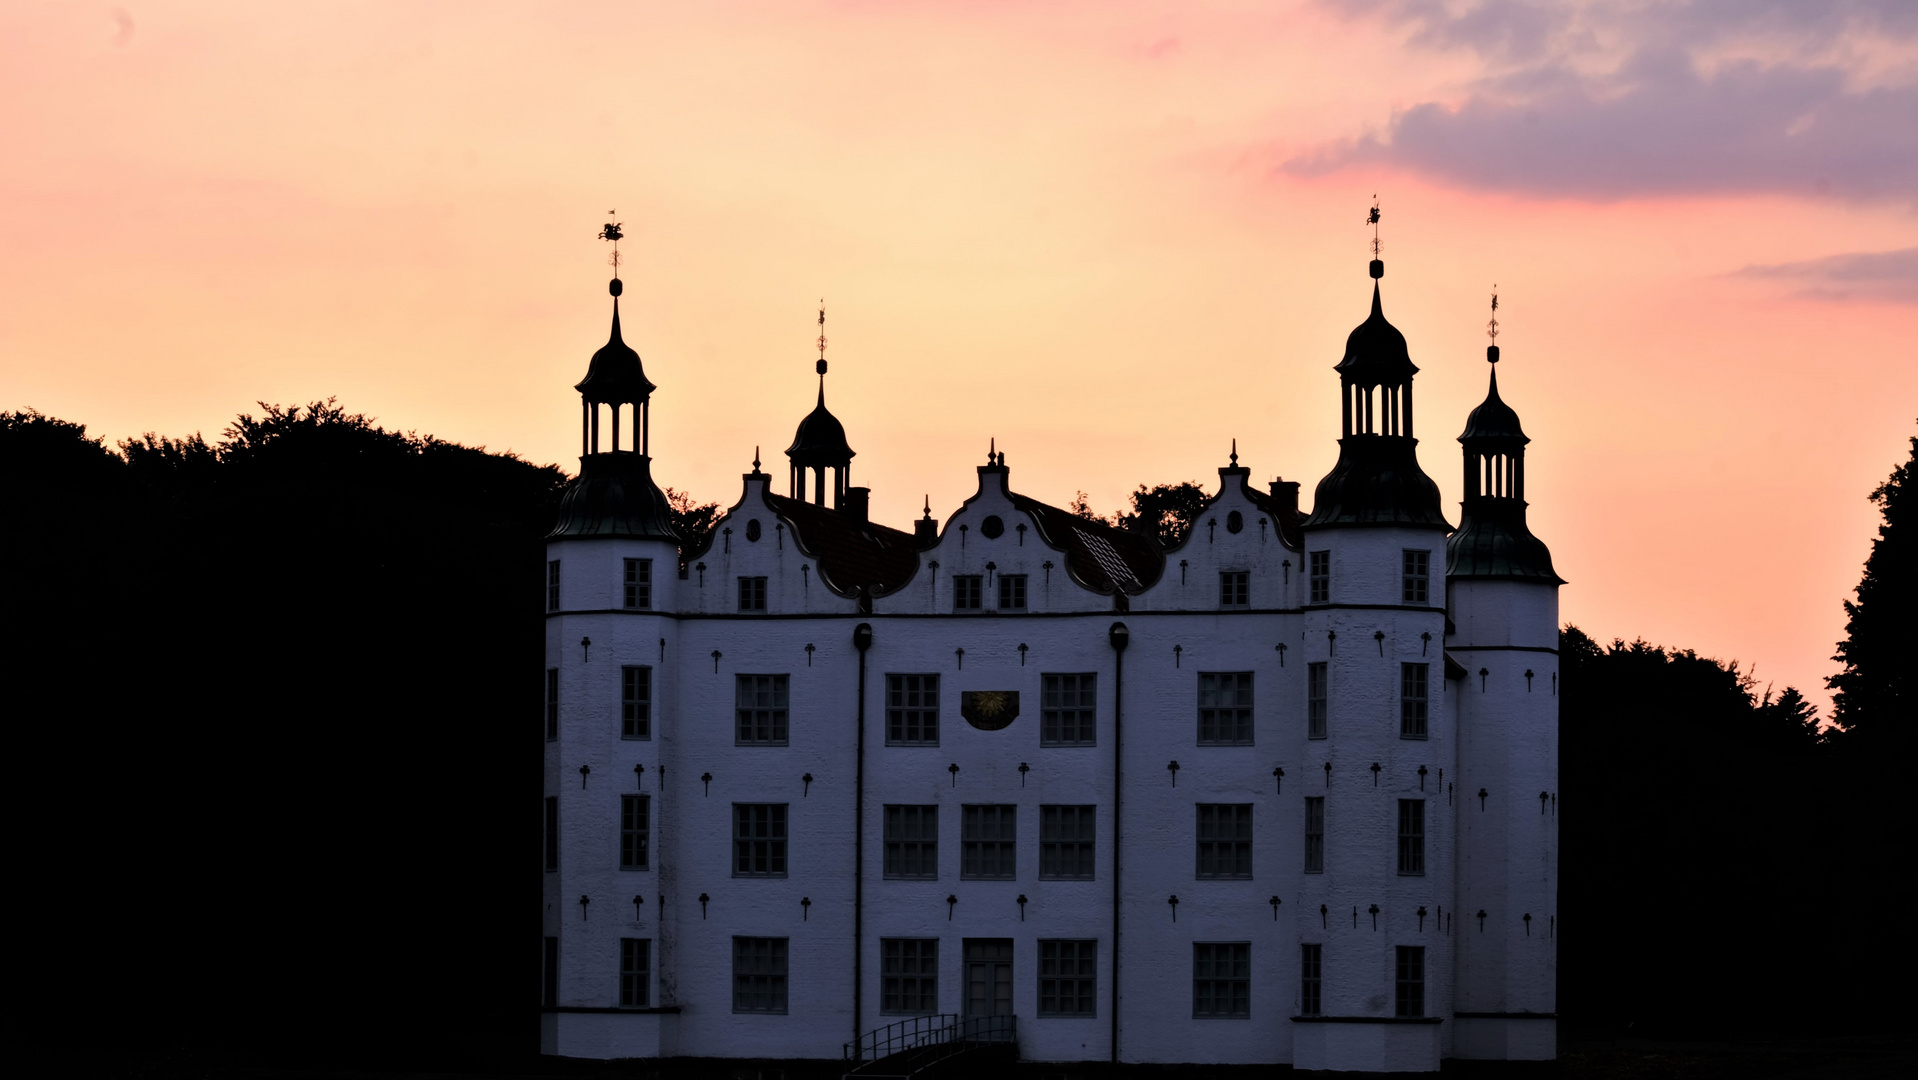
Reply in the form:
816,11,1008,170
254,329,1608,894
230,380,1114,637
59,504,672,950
989,437,996,464
1230,438,1239,467
1366,196,1383,279
753,446,763,474
1486,286,1500,363
600,214,625,294
923,494,932,518
815,300,828,377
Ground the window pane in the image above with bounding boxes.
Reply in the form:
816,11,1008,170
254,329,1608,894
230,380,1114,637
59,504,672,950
887,674,940,745
1041,673,1096,746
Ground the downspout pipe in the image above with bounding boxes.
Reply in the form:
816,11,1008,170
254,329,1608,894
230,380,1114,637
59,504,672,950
1107,620,1129,1066
852,621,874,1046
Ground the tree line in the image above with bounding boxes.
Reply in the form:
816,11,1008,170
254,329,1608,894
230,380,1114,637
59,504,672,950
1,406,1908,1070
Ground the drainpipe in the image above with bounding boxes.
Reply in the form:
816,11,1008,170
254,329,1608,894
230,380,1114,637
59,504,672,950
1107,620,1129,1066
852,621,874,1044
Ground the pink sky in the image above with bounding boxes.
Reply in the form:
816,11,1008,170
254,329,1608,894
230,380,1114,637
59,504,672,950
5,1,1916,712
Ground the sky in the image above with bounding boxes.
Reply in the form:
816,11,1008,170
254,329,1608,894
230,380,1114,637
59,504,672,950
5,0,1916,712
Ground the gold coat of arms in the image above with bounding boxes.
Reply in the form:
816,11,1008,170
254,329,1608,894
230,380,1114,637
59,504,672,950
960,690,1020,731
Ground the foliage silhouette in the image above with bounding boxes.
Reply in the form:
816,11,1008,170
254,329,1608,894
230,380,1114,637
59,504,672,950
1827,428,1914,741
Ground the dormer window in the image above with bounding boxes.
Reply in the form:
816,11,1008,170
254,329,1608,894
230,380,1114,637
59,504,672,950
1219,571,1249,608
954,575,983,612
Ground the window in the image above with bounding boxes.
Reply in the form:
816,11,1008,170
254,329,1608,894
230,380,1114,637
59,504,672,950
622,666,651,740
1398,799,1425,876
619,938,650,1007
546,560,561,612
733,937,789,1014
1308,550,1329,604
621,795,650,870
736,674,790,745
1196,804,1253,878
998,573,1027,611
1303,797,1325,873
1395,946,1425,1018
953,575,982,611
1219,571,1249,607
1402,549,1429,604
886,674,939,745
544,796,559,872
1306,663,1328,740
1193,943,1251,1018
961,804,1016,879
1038,940,1097,1017
542,935,558,1007
1299,943,1322,1016
545,667,559,741
1041,673,1096,746
624,557,652,609
732,804,788,877
1198,672,1254,745
738,576,767,612
1400,663,1429,739
1039,805,1095,879
883,805,938,879
881,939,938,1014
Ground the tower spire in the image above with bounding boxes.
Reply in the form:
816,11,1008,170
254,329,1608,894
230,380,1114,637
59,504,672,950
1366,195,1383,279
1486,286,1500,363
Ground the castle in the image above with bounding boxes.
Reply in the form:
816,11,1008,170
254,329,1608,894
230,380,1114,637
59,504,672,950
539,251,1561,1073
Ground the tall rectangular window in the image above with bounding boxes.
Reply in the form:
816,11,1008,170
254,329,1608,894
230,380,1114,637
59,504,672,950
1308,550,1329,604
1039,805,1095,880
1303,796,1325,873
1400,662,1429,739
735,674,790,745
619,938,650,1008
733,937,789,1014
544,795,559,872
545,667,559,741
1196,803,1253,879
624,557,653,609
1299,943,1322,1017
998,573,1027,611
1038,940,1098,1017
881,939,938,1015
1306,663,1327,739
542,936,558,1007
883,805,938,879
886,674,939,745
620,794,650,870
1395,946,1425,1018
1402,549,1430,604
1219,571,1249,607
547,560,561,612
737,576,767,612
1198,672,1254,745
622,666,651,740
1193,943,1251,1018
732,804,788,877
1041,673,1096,746
1398,799,1425,876
953,575,983,611
961,804,1016,880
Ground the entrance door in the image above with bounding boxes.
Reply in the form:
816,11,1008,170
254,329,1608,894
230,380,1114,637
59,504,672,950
963,939,1014,1020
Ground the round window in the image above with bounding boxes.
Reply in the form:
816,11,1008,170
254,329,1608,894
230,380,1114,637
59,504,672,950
1226,510,1244,534
980,515,1005,539
745,519,762,542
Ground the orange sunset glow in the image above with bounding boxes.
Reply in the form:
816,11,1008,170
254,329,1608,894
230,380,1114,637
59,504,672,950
5,1,1916,713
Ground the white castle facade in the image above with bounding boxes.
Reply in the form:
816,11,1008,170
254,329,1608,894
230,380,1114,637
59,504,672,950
539,256,1561,1073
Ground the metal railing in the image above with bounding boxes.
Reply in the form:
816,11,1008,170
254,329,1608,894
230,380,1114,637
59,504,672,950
844,1013,1017,1078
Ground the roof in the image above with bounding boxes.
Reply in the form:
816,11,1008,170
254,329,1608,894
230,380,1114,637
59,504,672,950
764,492,917,598
1446,496,1563,583
1007,491,1164,595
547,453,679,541
1460,368,1528,443
574,293,656,405
785,385,855,467
1303,435,1450,530
1334,282,1418,389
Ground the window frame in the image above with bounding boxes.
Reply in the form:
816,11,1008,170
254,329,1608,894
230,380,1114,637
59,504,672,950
620,794,650,870
1303,796,1325,874
1308,550,1329,604
880,938,939,1015
961,804,1017,880
737,575,768,612
997,573,1027,611
1037,939,1098,1018
1402,549,1430,605
624,557,653,610
542,935,558,1007
883,804,939,880
547,559,561,612
622,665,652,740
1192,942,1251,1019
1400,662,1429,740
1219,570,1250,608
1395,946,1425,1018
732,936,790,1014
1195,803,1254,879
886,673,940,746
735,673,791,746
1040,672,1097,747
1299,943,1322,1017
1039,804,1096,880
953,574,983,612
732,803,789,878
544,795,559,872
619,937,651,1008
1397,798,1425,876
545,667,559,741
1197,671,1255,746
1306,662,1327,740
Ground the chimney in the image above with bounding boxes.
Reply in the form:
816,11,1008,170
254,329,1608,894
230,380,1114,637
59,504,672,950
844,486,871,524
1270,477,1301,521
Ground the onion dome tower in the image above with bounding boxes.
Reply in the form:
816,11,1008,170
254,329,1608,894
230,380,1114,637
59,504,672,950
548,232,678,540
1446,323,1561,582
785,304,856,508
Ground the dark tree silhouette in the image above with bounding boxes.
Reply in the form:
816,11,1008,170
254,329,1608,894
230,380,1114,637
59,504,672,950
1112,481,1210,548
1827,429,1914,741
666,485,719,562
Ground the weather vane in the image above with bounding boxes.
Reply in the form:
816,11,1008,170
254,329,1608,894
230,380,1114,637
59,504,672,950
1487,286,1500,360
815,300,829,377
1367,195,1381,259
600,212,624,275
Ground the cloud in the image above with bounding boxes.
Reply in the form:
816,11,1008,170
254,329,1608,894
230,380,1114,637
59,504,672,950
1290,0,1918,202
1733,247,1918,303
